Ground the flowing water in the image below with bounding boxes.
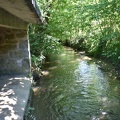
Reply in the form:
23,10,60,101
32,47,120,120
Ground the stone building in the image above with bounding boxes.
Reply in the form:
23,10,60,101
0,1,41,119
0,0,42,75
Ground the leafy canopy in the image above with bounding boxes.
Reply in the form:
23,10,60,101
30,0,120,68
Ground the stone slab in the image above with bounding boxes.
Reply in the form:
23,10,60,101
0,0,42,29
0,76,32,120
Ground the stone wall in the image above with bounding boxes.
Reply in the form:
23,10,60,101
0,27,31,75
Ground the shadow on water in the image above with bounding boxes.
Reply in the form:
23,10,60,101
32,47,120,120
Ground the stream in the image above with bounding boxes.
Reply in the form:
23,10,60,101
32,47,120,120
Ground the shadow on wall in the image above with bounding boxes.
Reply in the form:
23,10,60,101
0,76,31,120
0,27,30,76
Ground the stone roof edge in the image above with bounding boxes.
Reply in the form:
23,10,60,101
26,0,43,24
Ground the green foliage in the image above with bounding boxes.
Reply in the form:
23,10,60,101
40,0,120,64
81,0,120,63
29,24,61,68
30,0,120,68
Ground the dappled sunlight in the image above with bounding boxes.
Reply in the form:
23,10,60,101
32,87,42,96
47,66,57,70
0,96,17,105
75,58,82,62
81,56,92,60
0,76,32,119
74,54,92,63
60,53,67,56
0,89,15,97
101,97,108,102
91,112,107,120
42,70,49,76
79,51,85,55
0,105,20,120
70,60,78,63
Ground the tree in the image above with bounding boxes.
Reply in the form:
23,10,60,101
30,0,120,69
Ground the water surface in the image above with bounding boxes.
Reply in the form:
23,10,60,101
32,47,120,120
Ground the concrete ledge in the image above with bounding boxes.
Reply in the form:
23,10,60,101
0,0,42,25
0,8,28,30
0,76,32,120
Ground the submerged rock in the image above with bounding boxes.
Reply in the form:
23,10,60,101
32,70,43,84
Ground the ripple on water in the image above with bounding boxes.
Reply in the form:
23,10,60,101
32,47,120,120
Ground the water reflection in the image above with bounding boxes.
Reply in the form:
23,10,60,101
32,47,120,120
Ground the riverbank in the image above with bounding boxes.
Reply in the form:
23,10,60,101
0,75,32,120
77,50,120,80
63,44,120,80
